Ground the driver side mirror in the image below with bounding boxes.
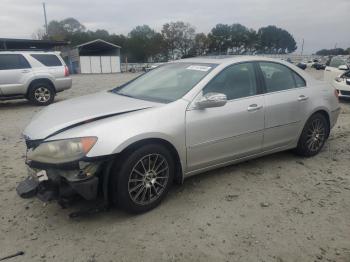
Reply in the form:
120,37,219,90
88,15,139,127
338,65,349,71
346,78,350,86
196,92,227,109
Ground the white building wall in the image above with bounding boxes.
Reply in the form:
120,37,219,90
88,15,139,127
80,56,121,74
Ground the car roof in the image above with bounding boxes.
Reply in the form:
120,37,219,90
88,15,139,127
175,55,290,65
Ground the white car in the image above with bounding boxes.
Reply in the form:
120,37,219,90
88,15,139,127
324,56,350,87
0,51,72,105
334,70,350,98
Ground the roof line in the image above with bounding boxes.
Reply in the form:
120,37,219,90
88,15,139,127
76,39,121,49
0,38,68,45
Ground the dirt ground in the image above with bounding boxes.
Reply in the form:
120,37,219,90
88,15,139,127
0,70,349,262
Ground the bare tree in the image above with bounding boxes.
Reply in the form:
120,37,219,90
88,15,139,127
32,28,46,40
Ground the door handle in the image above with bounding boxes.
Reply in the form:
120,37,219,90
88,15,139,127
325,69,331,72
21,69,30,73
298,95,309,101
247,104,263,112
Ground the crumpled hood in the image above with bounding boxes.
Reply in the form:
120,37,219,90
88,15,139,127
24,91,161,140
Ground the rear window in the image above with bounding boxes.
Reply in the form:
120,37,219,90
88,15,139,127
31,54,62,67
0,54,31,70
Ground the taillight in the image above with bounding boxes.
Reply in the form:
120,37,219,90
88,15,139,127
64,66,69,77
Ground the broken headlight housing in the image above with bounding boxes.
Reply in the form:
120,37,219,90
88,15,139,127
27,137,97,164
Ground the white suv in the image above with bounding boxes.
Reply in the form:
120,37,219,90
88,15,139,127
324,56,349,86
0,51,72,105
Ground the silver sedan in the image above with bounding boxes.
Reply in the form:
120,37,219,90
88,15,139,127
18,56,340,214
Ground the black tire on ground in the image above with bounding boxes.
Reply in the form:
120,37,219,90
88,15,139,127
295,113,329,157
27,82,55,106
111,143,174,214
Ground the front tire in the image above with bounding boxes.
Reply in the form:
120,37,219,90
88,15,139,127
28,82,55,106
295,113,329,157
111,144,174,214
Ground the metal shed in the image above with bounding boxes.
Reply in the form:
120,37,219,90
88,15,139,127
62,39,121,74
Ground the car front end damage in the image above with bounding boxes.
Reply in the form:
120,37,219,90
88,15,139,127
16,136,107,204
17,162,101,202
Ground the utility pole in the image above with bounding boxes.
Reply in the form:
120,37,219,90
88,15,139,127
301,38,304,56
42,3,48,36
334,43,337,49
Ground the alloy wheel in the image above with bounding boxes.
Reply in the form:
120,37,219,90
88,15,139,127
34,87,51,103
128,154,169,205
306,118,326,152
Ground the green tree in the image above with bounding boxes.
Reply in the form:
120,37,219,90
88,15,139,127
316,48,348,56
161,21,196,59
91,29,110,40
127,25,163,62
47,18,86,41
257,25,297,54
60,17,85,34
229,23,250,54
208,24,231,54
193,33,209,56
246,29,258,53
47,20,66,41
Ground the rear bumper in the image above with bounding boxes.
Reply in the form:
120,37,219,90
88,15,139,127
54,77,72,92
16,164,100,202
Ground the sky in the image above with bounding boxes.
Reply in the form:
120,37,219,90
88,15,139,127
0,0,349,54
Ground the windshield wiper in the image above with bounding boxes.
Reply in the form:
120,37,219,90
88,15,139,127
111,90,136,99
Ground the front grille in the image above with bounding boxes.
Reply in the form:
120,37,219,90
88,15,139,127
340,90,350,96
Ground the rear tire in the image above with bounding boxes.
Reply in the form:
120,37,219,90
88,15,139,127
111,144,174,214
28,82,55,106
295,113,329,157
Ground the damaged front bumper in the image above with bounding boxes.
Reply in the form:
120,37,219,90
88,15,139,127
16,162,101,202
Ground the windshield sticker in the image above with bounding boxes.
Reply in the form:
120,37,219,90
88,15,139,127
186,65,211,72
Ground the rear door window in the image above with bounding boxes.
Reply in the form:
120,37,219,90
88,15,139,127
259,62,299,92
31,54,62,67
0,54,31,70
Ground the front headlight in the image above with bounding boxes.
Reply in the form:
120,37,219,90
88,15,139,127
27,137,97,164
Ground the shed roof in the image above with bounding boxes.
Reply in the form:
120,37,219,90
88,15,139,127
76,39,121,49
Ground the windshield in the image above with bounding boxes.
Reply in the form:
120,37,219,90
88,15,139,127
112,63,216,103
329,57,349,68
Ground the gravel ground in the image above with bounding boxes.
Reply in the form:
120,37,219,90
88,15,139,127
0,70,349,262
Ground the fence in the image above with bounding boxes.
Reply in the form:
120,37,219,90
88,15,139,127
120,54,324,73
121,63,149,73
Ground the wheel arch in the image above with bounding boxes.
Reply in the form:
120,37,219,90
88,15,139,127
101,137,184,205
295,107,331,147
118,138,184,184
26,78,56,97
